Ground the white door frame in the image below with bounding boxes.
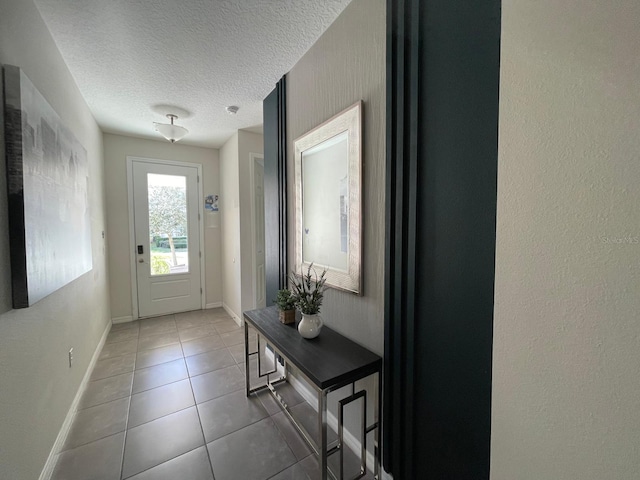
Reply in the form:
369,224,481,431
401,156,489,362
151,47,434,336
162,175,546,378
126,156,206,319
250,153,265,309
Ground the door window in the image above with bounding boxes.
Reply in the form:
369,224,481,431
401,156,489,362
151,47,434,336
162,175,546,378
147,173,189,276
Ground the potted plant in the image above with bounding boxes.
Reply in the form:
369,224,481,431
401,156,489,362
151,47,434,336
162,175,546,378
290,263,327,339
275,288,296,324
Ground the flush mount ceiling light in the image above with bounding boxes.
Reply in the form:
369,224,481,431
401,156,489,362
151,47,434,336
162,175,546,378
154,114,188,143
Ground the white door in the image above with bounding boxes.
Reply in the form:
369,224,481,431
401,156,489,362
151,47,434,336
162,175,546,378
253,156,266,308
132,160,202,317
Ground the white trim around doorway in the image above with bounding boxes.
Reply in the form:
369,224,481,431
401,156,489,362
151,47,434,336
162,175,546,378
249,153,265,310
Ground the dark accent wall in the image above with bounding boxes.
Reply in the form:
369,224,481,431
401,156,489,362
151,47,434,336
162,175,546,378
384,0,501,478
263,77,288,306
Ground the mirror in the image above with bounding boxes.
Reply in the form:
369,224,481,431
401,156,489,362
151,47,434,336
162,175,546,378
294,101,362,294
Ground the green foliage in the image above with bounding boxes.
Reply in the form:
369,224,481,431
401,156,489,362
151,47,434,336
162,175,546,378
148,185,187,266
274,289,296,311
148,186,187,238
151,245,186,254
158,241,187,249
154,236,187,247
289,263,327,315
150,255,170,275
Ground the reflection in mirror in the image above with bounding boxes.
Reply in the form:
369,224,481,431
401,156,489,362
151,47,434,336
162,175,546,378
294,101,362,294
302,132,349,272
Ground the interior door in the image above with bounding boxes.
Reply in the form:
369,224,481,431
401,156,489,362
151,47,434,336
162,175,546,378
132,160,201,317
254,157,266,308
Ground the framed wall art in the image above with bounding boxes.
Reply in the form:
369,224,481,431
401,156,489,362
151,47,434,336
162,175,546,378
3,65,92,308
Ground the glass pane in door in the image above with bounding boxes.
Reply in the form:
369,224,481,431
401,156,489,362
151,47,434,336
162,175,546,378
147,173,189,276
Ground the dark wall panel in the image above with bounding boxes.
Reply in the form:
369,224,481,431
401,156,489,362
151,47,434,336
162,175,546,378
384,1,501,478
263,77,287,306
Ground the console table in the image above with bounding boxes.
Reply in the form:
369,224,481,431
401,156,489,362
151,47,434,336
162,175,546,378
243,306,382,480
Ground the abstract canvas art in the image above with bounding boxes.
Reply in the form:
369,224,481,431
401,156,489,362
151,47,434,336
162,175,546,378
3,65,92,308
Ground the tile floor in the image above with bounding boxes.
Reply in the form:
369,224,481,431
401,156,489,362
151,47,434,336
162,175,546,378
50,308,323,480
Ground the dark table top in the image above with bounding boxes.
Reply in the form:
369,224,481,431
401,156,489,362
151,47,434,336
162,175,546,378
243,306,382,390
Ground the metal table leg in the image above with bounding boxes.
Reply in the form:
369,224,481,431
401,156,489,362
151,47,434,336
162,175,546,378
319,388,329,480
244,322,250,396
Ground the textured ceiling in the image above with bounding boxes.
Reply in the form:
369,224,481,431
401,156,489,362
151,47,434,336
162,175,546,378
32,0,352,147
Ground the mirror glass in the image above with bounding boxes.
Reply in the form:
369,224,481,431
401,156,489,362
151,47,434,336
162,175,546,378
302,132,349,272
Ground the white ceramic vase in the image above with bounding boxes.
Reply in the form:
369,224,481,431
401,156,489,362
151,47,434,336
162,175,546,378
298,313,323,339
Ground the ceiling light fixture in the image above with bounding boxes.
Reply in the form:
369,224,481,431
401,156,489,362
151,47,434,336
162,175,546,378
225,105,239,115
154,114,188,143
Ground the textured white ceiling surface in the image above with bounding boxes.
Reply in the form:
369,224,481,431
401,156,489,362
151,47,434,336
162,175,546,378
32,0,352,147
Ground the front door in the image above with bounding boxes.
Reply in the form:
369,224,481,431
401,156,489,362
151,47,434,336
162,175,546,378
131,159,202,317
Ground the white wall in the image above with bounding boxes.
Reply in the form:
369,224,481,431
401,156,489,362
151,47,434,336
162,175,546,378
238,130,264,313
103,133,221,321
219,130,264,322
286,0,385,355
492,1,640,478
0,1,110,478
220,132,241,321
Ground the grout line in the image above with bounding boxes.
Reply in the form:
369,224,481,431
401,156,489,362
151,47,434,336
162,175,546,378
182,344,228,359
189,361,244,380
120,445,205,480
57,396,131,453
98,346,139,360
90,361,136,383
118,374,135,480
131,372,189,396
119,326,142,479
263,415,299,477
104,331,140,345
136,339,181,354
126,402,195,431
180,331,223,343
185,349,217,480
75,373,135,412
122,314,179,479
264,464,300,480
134,357,184,371
270,410,313,461
175,318,215,478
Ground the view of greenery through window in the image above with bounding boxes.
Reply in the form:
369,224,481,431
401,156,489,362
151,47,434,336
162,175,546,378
147,174,189,276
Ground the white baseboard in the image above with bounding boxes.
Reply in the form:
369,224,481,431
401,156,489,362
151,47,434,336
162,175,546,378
111,315,133,324
287,373,318,408
39,320,112,480
222,302,242,327
205,302,222,309
287,373,392,479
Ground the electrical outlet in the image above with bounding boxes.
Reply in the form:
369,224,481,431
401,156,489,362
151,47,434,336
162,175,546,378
68,348,74,367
